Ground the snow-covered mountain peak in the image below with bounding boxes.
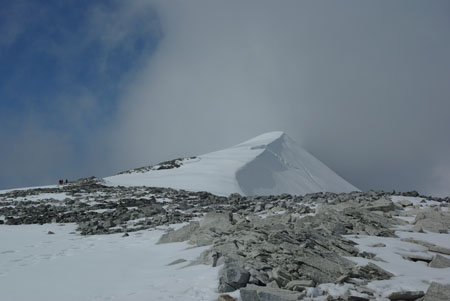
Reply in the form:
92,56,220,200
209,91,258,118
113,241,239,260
234,131,285,149
105,132,358,196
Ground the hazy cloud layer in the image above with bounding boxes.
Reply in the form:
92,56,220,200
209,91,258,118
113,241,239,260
1,1,450,196
110,1,450,196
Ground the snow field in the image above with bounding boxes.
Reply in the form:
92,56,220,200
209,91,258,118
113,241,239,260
0,223,219,301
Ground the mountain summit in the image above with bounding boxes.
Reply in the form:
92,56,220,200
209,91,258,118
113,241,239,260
105,131,358,196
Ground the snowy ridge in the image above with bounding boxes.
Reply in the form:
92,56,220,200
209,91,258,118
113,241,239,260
105,131,358,196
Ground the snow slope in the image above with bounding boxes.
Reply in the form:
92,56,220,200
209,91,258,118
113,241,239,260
0,223,219,301
105,131,358,196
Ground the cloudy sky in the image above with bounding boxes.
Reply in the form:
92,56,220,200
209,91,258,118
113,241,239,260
1,0,449,196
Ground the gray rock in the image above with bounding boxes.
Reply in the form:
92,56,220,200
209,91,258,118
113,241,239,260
428,254,450,268
218,294,237,301
218,262,250,293
348,297,370,301
285,280,315,291
370,243,386,247
266,281,280,289
353,263,393,280
402,253,433,263
167,258,187,266
413,219,448,234
254,202,265,212
401,238,450,256
388,290,425,301
424,282,450,301
363,198,396,212
189,212,234,246
157,222,200,244
240,284,304,301
269,267,292,287
301,206,403,237
429,245,450,256
413,208,450,233
396,199,413,207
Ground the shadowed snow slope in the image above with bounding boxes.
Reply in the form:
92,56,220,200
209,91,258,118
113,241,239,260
105,132,358,196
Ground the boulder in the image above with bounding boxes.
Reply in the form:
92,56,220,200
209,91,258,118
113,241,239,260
414,208,450,233
285,279,315,291
218,294,237,301
428,254,450,268
218,262,250,293
348,296,370,301
167,259,187,266
387,290,425,301
362,198,396,212
370,243,386,247
240,284,305,301
396,199,413,207
189,212,234,246
424,282,450,301
352,263,393,280
266,281,279,289
269,267,292,287
157,222,200,244
413,219,448,233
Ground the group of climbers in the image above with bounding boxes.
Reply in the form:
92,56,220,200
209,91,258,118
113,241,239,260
58,179,68,185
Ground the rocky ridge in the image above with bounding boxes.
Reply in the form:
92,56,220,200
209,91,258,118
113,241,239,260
1,178,450,300
118,157,198,174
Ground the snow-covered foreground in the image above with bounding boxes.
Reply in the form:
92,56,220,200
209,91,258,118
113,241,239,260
1,184,449,300
105,132,357,196
0,223,219,301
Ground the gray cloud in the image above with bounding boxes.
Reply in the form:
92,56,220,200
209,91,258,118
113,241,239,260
110,0,450,196
2,1,449,197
